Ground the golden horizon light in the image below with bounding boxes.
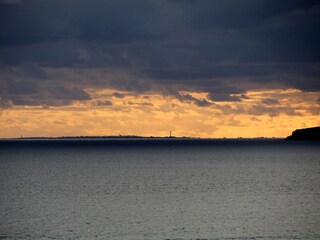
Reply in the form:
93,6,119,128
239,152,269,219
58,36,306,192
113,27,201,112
1,88,319,139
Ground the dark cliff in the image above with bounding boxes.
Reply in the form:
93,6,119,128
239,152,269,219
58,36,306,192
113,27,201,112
286,127,320,140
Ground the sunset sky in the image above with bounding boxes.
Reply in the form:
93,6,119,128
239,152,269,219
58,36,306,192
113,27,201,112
0,0,319,138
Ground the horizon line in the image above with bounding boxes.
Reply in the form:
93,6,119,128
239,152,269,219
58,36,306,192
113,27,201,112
0,135,282,140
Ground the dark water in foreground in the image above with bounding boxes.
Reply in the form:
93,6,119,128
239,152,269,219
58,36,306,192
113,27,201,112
0,139,320,240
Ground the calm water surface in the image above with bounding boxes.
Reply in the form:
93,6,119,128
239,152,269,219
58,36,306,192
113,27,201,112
0,140,320,240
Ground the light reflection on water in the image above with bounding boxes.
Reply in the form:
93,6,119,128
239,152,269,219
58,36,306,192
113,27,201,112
0,141,320,240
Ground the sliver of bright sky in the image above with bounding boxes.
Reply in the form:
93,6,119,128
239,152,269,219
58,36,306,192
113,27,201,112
0,0,319,138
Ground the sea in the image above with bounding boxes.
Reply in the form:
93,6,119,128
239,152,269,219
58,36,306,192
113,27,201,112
0,139,319,240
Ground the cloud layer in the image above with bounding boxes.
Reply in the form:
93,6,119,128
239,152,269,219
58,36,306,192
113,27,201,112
0,0,319,137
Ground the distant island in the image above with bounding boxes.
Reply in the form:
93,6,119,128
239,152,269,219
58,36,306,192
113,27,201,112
286,126,320,141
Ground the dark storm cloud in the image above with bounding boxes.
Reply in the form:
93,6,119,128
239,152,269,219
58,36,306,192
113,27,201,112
48,86,91,101
1,79,91,106
0,0,158,46
112,92,125,98
94,100,113,106
174,93,212,107
170,0,319,30
205,85,248,103
0,0,22,5
0,0,319,107
109,79,152,93
20,65,51,80
261,98,280,105
6,80,39,95
208,94,242,102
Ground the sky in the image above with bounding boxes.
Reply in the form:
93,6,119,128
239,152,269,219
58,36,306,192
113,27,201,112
0,0,319,138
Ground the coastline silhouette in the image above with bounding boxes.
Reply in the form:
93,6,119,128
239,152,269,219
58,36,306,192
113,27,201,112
286,126,320,141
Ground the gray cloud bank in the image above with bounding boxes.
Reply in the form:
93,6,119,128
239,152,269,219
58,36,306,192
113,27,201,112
0,0,319,106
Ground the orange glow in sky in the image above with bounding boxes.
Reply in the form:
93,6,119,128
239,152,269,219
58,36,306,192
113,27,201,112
1,88,319,138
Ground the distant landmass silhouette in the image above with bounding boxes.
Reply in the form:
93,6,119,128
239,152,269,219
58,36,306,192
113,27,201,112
286,126,320,140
